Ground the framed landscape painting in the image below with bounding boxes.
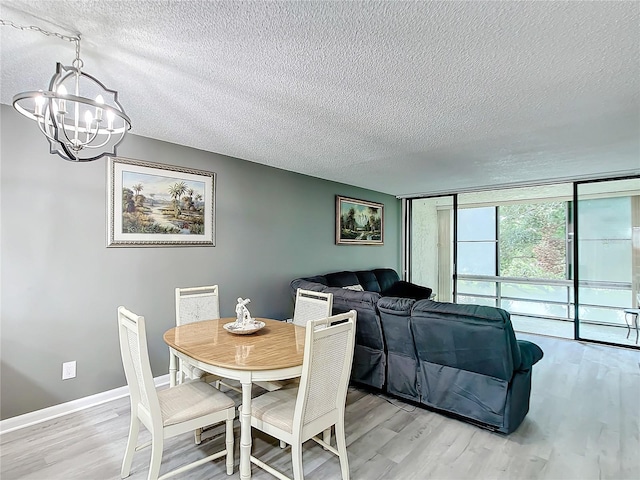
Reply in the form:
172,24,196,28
335,196,384,245
107,157,215,247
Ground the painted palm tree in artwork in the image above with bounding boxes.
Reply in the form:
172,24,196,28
132,183,144,207
186,188,195,210
168,181,187,218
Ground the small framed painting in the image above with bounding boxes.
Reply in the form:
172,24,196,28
335,196,384,245
107,157,215,247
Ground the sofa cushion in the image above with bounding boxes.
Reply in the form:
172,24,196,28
302,275,328,286
325,271,360,288
382,281,433,300
373,268,401,292
355,270,382,292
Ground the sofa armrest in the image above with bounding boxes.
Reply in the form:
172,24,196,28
327,286,380,308
516,340,544,371
290,278,328,297
381,281,433,300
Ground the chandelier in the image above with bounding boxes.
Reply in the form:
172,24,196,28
2,20,131,162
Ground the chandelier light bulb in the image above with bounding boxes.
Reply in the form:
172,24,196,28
84,110,93,128
56,84,67,114
106,109,115,131
34,93,45,117
95,94,104,122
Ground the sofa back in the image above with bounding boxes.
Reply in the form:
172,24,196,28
378,297,419,401
409,300,527,429
290,276,385,352
410,300,521,381
316,268,400,292
290,269,400,390
290,268,400,354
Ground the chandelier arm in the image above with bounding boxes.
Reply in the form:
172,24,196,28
83,122,102,145
57,116,101,150
56,113,79,148
35,113,57,143
83,130,114,149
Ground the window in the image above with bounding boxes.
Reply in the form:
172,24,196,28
499,202,567,279
457,207,496,276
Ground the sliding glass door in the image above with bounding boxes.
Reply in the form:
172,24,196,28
406,178,640,348
575,178,640,346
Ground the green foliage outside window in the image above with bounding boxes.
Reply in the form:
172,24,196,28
499,202,567,280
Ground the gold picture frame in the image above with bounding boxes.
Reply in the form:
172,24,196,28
335,195,384,245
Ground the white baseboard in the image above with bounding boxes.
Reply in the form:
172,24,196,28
0,374,170,435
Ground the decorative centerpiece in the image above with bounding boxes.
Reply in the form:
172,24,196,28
236,297,253,325
223,298,266,335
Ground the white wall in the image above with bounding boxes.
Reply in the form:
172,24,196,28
410,197,453,292
0,105,401,419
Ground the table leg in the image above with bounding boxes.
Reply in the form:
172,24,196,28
240,380,253,480
169,351,177,388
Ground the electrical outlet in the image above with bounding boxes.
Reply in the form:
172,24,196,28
62,361,76,380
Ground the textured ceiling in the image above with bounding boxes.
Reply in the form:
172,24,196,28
1,1,638,196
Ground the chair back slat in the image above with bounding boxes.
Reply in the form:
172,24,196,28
117,307,160,416
293,288,333,327
176,285,220,325
294,310,356,432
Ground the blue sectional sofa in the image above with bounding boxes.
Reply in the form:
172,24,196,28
291,268,543,434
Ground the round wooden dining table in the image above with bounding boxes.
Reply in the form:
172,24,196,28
163,318,305,480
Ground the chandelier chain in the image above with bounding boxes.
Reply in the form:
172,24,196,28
0,19,82,69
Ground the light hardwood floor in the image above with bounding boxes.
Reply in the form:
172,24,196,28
1,333,639,480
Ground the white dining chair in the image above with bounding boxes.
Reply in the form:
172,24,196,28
292,289,334,327
176,285,242,443
245,310,357,480
175,285,222,385
117,306,236,480
256,289,333,396
176,286,243,389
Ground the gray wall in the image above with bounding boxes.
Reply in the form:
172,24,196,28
0,104,400,420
